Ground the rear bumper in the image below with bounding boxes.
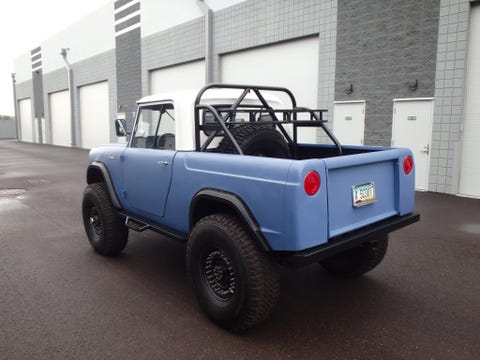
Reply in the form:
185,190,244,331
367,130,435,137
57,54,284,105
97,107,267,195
280,212,420,267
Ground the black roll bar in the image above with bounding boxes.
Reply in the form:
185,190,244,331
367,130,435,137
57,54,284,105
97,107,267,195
194,83,342,155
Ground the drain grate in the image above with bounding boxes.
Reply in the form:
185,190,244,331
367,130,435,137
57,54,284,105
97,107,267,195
0,189,27,196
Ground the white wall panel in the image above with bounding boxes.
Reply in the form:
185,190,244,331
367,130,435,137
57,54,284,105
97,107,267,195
79,81,110,148
49,90,71,147
42,3,115,74
13,52,33,84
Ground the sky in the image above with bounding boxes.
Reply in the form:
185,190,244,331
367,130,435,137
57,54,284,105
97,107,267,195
0,0,111,116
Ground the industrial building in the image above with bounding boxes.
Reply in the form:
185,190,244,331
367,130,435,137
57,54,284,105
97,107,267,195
12,0,480,197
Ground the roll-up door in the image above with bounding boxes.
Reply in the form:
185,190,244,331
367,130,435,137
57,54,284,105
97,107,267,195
150,60,205,94
19,98,33,142
459,5,480,198
79,81,110,148
221,37,319,143
49,90,71,147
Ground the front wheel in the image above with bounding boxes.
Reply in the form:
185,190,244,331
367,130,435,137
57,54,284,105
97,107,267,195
187,214,280,332
82,183,128,256
320,235,388,278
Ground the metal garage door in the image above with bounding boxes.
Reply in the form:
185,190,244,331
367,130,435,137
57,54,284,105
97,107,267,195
19,98,33,142
150,60,205,94
459,5,480,198
49,90,71,147
221,37,319,143
79,81,110,149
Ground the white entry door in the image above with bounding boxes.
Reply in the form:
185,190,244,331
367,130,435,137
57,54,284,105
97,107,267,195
333,101,366,145
392,99,433,191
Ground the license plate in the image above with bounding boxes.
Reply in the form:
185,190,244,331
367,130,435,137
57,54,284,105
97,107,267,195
352,182,376,207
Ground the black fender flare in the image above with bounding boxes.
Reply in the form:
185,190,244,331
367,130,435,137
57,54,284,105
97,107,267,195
190,188,271,251
86,161,123,209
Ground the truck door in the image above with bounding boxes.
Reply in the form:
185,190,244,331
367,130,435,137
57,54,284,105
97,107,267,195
122,103,176,218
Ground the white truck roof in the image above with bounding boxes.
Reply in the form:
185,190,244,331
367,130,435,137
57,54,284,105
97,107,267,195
136,88,286,151
137,88,284,107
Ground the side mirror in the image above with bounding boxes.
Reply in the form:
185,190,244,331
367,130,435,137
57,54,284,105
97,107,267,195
115,119,128,137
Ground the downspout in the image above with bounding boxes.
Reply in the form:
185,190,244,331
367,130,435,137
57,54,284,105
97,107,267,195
197,0,214,83
60,48,76,146
11,73,19,140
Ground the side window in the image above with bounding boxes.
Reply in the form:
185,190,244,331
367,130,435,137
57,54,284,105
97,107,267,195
131,103,175,150
156,105,175,150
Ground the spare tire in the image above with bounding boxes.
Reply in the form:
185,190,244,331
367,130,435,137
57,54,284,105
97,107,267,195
216,125,291,159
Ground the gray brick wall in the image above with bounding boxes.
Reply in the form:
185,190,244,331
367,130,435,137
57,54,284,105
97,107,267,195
116,28,142,128
141,17,205,96
43,68,68,94
214,0,332,55
430,0,470,194
140,0,337,136
335,0,440,146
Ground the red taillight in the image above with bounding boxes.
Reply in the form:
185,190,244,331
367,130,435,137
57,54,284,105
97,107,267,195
403,156,413,175
304,171,320,196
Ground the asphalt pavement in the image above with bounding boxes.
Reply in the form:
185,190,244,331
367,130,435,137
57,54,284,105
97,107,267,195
0,140,479,359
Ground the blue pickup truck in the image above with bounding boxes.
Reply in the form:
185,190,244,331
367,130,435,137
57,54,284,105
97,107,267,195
82,84,419,332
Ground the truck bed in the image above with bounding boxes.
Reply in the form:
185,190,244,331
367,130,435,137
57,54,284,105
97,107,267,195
295,143,383,160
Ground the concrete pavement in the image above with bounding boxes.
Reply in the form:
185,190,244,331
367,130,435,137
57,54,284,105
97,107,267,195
1,140,479,359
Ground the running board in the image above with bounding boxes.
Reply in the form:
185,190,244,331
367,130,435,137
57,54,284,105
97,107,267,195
125,216,149,232
122,214,187,242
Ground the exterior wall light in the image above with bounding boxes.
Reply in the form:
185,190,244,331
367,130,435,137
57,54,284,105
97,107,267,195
345,84,354,95
408,79,418,91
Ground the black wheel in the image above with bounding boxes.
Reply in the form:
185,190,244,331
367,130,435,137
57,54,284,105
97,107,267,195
320,235,388,278
216,124,291,158
187,214,280,332
82,183,128,256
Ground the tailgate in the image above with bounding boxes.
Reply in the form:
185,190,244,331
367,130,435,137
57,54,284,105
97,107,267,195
324,148,415,238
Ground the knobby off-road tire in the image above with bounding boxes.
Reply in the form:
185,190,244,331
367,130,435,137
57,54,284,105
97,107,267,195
82,183,128,256
216,124,291,159
320,235,389,278
187,214,280,332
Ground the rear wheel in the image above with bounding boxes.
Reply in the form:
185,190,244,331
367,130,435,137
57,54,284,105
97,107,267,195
187,214,280,332
82,183,128,256
320,236,388,278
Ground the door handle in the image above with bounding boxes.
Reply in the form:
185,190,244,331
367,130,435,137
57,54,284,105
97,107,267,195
421,144,430,155
157,161,169,166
